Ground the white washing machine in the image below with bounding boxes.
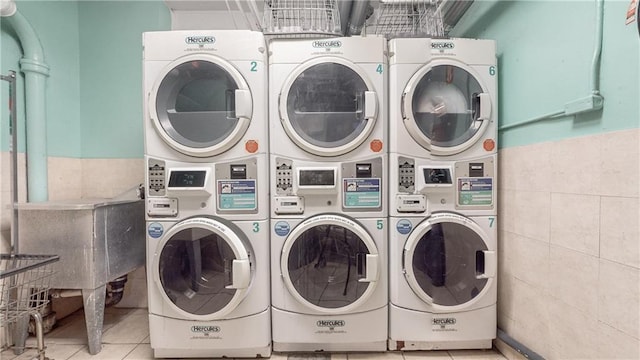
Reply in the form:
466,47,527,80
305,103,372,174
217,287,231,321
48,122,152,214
146,206,271,357
143,30,267,160
389,38,497,160
144,157,269,357
388,213,497,350
270,160,387,351
388,155,497,350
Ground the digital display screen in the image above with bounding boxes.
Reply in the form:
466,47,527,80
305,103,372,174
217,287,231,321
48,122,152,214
299,169,335,186
168,171,206,187
424,168,452,184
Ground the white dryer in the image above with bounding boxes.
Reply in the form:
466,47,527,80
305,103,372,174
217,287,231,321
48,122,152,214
389,38,497,160
143,29,268,163
270,158,387,351
268,36,387,167
146,212,271,357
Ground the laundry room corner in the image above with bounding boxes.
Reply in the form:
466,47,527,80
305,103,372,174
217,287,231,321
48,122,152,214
451,0,640,358
0,0,171,349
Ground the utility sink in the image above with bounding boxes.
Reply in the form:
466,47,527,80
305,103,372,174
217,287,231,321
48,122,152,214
15,197,145,355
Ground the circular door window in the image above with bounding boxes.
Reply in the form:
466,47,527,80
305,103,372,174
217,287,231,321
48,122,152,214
403,62,491,156
280,58,378,157
154,217,252,320
149,54,252,157
281,214,379,313
403,214,493,310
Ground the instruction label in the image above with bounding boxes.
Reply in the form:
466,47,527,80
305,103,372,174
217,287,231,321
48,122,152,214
458,178,493,206
217,180,257,210
343,178,381,208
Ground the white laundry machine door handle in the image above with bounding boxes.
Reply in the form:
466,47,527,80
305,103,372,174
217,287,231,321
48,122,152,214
475,93,491,121
235,89,253,119
476,250,496,279
358,253,379,283
226,259,251,289
364,91,377,120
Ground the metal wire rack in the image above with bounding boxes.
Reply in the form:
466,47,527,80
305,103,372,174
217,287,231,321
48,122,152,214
1,254,59,359
369,0,445,38
263,0,342,38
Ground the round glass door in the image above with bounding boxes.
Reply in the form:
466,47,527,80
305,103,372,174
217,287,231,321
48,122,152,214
403,214,493,310
280,58,378,156
149,54,252,157
403,62,491,156
281,215,379,313
154,217,252,320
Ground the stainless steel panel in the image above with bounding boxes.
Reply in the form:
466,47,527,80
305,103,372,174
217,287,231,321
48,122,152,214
16,199,145,290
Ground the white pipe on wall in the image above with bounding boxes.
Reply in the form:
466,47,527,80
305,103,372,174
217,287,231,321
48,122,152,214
2,4,50,202
0,0,16,16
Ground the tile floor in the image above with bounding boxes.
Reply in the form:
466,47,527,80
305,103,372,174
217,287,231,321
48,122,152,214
1,307,507,360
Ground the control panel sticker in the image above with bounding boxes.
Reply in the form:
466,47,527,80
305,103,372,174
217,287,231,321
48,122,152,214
396,219,413,235
217,180,257,210
343,178,381,208
148,223,164,239
274,221,291,237
458,178,493,206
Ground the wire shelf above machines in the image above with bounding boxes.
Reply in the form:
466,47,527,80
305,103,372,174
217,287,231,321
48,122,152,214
369,0,445,38
263,0,342,38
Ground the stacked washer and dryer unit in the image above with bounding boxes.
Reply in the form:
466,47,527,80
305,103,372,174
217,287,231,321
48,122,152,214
142,30,271,358
387,38,499,351
268,37,389,352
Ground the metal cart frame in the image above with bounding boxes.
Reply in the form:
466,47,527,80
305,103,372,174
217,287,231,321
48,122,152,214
1,254,59,360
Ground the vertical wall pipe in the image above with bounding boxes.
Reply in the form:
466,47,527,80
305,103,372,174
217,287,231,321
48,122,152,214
591,0,604,95
3,8,50,202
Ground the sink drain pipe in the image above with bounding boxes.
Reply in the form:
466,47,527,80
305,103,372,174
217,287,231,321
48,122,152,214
105,275,128,307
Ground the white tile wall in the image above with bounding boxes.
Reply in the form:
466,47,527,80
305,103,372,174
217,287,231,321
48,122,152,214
549,193,600,256
511,234,549,290
48,157,83,200
547,297,600,359
595,321,640,359
512,190,550,242
600,129,640,198
510,279,550,359
550,134,602,195
597,259,640,339
498,128,640,360
600,196,640,268
548,245,599,314
81,158,144,199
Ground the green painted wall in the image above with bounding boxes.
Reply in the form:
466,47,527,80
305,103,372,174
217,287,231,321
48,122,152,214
0,0,170,157
78,1,170,158
1,0,81,155
452,0,639,148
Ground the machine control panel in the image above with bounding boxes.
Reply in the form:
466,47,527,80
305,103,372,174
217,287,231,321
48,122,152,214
147,197,178,217
423,166,453,185
275,159,293,195
273,196,304,215
148,159,166,196
215,159,258,214
398,157,415,192
298,168,336,188
168,170,207,188
166,168,211,196
342,158,383,211
396,194,426,213
230,164,247,179
455,157,496,210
